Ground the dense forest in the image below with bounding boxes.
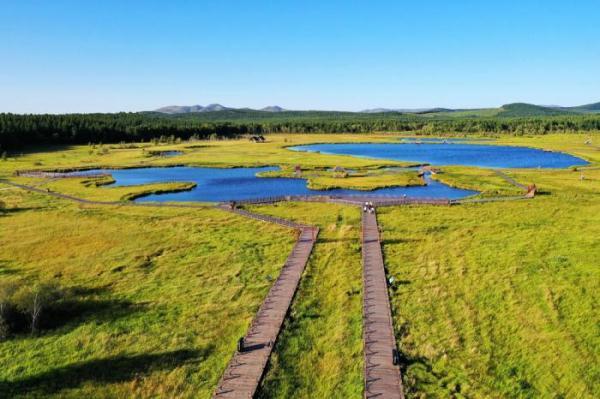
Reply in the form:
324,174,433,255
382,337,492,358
1,111,600,149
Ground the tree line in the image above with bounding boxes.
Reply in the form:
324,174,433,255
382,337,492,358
1,112,599,149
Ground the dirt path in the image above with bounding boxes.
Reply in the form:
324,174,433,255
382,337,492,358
362,210,405,399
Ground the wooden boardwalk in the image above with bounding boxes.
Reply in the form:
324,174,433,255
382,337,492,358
361,210,404,399
227,195,450,207
3,178,530,210
214,207,318,398
3,178,536,398
493,170,527,190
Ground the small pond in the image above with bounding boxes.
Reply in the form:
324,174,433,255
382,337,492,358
152,151,183,157
79,166,476,202
289,143,588,169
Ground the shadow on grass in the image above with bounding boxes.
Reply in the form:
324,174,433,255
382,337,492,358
382,238,423,245
0,260,18,276
6,286,146,337
394,323,466,396
0,348,211,397
42,297,145,333
4,144,78,157
397,351,434,378
533,189,551,196
388,280,411,292
0,207,43,216
316,237,359,244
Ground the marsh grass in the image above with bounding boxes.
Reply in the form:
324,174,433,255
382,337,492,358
259,167,424,191
248,203,364,399
378,169,599,398
1,133,598,398
430,166,525,197
8,176,198,203
0,188,295,398
0,134,412,181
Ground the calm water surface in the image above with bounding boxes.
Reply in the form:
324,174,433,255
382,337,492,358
158,151,183,157
81,166,476,202
398,137,495,144
290,143,588,168
77,143,586,202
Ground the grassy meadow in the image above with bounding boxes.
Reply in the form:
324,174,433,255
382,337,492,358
248,203,364,398
1,132,598,398
0,186,295,398
258,166,425,190
378,168,599,397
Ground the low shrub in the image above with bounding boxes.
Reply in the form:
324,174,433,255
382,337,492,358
0,280,64,337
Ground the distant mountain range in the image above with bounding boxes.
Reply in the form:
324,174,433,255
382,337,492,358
155,104,286,114
153,102,600,117
362,102,600,115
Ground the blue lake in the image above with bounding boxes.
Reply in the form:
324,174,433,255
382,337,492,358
75,143,587,202
80,166,476,202
289,143,588,169
398,137,495,144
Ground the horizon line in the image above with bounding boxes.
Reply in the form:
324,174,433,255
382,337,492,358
2,99,599,115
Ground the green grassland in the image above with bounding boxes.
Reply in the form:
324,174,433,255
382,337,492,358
0,134,411,178
14,175,198,203
430,167,525,197
246,203,363,398
0,187,295,398
258,167,424,190
0,134,416,200
379,167,600,398
3,132,595,201
1,132,599,398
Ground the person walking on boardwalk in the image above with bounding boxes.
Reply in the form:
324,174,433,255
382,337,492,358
368,201,375,214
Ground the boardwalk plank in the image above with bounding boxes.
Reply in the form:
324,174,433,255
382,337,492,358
1,179,529,398
213,208,318,398
361,210,404,399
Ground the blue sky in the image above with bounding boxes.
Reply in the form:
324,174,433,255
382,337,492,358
1,0,599,113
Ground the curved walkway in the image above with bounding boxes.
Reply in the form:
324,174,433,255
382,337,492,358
2,178,530,209
227,195,451,207
228,193,532,207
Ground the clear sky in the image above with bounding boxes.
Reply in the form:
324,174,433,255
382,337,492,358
1,0,599,113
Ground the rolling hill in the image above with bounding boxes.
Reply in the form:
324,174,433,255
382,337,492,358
155,104,286,114
152,101,600,118
563,102,600,113
495,103,575,117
